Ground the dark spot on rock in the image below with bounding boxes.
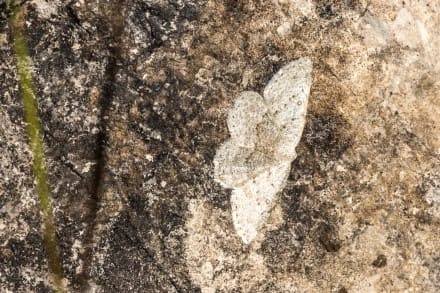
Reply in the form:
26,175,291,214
181,3,199,21
415,211,432,224
130,0,199,53
145,1,176,21
344,0,361,8
372,254,387,268
288,148,325,183
1,1,8,21
6,105,24,125
281,185,308,220
314,0,361,17
318,4,337,19
65,4,81,27
319,233,341,252
225,0,244,15
250,280,280,292
304,111,352,162
260,226,303,273
127,192,148,215
317,222,341,252
130,2,167,52
253,53,284,92
338,287,348,293
157,201,187,237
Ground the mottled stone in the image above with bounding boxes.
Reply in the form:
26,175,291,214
1,0,439,292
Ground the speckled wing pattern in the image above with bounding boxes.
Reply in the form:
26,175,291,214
214,57,313,244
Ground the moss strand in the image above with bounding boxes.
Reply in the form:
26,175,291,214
8,1,65,291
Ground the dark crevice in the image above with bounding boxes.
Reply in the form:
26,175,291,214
63,1,93,35
65,2,81,27
59,158,83,179
74,3,127,291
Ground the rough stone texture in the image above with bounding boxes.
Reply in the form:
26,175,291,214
0,0,439,292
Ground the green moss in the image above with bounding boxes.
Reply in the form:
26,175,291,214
8,1,65,291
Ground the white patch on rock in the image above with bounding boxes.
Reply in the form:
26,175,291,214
277,22,292,37
31,0,60,19
214,58,313,244
273,0,315,18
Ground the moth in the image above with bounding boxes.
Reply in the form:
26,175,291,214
214,57,313,244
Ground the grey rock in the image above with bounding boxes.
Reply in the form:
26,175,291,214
1,0,439,292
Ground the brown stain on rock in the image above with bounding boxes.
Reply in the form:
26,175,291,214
372,254,387,268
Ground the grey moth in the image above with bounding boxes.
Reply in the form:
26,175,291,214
214,57,313,244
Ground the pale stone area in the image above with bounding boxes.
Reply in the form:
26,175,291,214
185,200,286,293
213,58,312,244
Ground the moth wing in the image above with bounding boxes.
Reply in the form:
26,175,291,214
231,162,291,244
263,57,313,157
226,91,267,146
214,91,269,188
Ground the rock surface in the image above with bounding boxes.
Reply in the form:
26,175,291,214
0,0,439,292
